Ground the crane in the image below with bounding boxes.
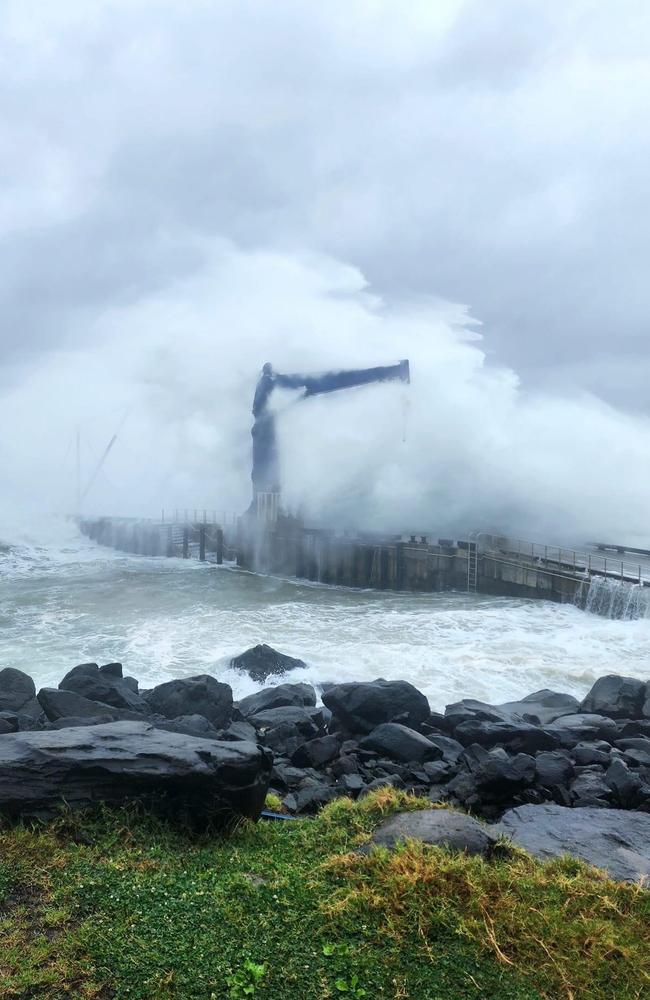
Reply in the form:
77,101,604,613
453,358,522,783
250,359,410,511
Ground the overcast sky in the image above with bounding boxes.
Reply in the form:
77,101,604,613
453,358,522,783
1,0,649,407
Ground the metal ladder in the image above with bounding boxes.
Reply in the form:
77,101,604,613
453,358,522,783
467,533,479,593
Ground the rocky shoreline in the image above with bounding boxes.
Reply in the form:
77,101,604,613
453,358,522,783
1,646,649,880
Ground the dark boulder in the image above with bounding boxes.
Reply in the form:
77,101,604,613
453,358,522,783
572,742,612,767
570,768,612,807
292,784,339,814
445,690,580,730
580,674,646,719
38,687,144,724
425,734,464,764
145,676,233,729
497,803,650,883
331,754,361,778
359,776,405,797
547,714,618,746
60,663,147,713
0,721,271,825
444,698,513,728
535,750,574,789
366,809,499,858
359,723,441,764
99,662,123,678
322,680,430,736
291,735,341,769
0,711,43,733
496,690,580,725
473,752,536,799
615,737,650,767
453,720,560,754
340,773,365,796
237,683,316,718
605,758,649,808
220,720,258,743
248,705,325,737
422,760,455,784
617,719,650,738
0,668,40,719
231,645,306,683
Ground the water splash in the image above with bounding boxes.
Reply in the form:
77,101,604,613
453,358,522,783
578,575,650,620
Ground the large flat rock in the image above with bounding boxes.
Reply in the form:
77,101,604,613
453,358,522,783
0,721,271,826
497,803,650,884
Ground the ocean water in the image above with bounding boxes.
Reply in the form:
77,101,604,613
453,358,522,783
1,518,649,712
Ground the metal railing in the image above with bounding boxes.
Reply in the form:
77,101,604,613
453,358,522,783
161,508,240,526
473,532,649,586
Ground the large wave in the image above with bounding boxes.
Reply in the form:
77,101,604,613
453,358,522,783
2,247,650,545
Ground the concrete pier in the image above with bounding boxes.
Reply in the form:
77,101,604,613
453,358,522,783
80,515,225,564
77,515,650,613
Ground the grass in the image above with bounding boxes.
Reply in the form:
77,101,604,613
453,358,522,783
0,788,647,1000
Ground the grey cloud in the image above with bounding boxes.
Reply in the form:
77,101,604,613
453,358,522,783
1,0,649,408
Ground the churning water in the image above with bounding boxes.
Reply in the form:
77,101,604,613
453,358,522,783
2,517,650,712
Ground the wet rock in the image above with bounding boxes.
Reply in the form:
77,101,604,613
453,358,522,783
422,760,455,784
231,645,306,683
496,690,580,725
359,776,405,797
453,720,560,754
271,763,311,790
145,676,233,729
60,663,147,713
220,720,258,742
248,705,325,737
605,758,649,808
0,668,40,719
366,809,499,858
572,742,612,767
548,714,618,745
497,803,650,883
340,773,365,796
424,735,464,764
160,715,219,738
580,675,646,719
444,698,513,729
293,784,338,814
535,750,574,788
473,752,536,800
322,680,430,735
359,723,441,764
615,737,650,767
237,683,316,718
38,688,145,724
291,735,341,769
446,771,479,807
424,712,454,735
0,711,43,733
0,721,272,825
331,754,360,778
569,768,612,807
99,662,124,678
51,715,115,729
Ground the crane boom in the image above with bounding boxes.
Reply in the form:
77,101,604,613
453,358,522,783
250,359,410,506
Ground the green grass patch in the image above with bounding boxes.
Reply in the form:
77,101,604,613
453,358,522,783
0,789,647,999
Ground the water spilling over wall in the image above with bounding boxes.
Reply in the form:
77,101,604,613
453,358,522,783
578,576,650,620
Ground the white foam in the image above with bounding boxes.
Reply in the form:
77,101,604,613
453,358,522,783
2,525,649,710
